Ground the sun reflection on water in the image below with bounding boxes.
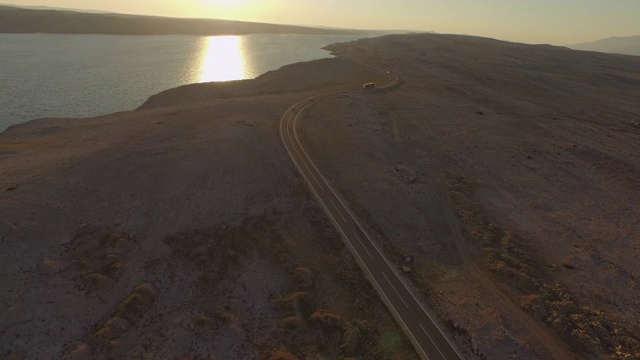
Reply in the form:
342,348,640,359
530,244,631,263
199,36,246,82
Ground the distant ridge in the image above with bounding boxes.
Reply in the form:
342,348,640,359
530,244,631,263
570,35,640,56
0,5,361,36
0,3,108,13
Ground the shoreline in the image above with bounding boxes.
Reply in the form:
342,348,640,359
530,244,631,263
2,33,639,359
0,33,373,133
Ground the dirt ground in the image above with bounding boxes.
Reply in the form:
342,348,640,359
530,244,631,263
1,33,639,360
301,34,640,359
0,58,417,359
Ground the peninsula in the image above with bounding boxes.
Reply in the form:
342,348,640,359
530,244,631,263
1,33,639,359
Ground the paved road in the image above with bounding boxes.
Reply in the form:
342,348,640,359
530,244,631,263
279,73,463,360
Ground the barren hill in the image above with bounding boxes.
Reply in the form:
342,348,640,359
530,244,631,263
1,33,640,359
0,5,358,35
314,34,640,359
571,35,640,56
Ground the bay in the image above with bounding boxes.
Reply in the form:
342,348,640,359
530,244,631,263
0,33,368,131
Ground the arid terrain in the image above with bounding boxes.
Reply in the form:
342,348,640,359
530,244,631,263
1,33,640,359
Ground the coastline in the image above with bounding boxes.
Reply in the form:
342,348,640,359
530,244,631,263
2,33,640,359
0,33,373,133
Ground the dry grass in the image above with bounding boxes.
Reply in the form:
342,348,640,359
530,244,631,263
446,171,640,358
262,348,299,360
63,282,158,358
68,226,141,293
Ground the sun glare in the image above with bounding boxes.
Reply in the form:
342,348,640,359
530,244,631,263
199,36,246,82
197,0,254,24
200,0,249,8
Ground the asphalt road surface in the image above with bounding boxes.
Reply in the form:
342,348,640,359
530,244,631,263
279,72,464,360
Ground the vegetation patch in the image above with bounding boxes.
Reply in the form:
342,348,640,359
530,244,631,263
378,331,404,354
157,211,415,359
276,291,316,319
115,283,157,322
163,216,279,293
261,348,300,360
67,225,142,293
64,282,157,358
192,314,213,328
267,248,392,359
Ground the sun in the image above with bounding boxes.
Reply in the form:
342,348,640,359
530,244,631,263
201,0,249,6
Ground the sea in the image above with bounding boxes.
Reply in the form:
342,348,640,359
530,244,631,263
0,33,370,132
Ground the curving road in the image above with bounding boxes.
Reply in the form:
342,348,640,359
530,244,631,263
279,72,463,360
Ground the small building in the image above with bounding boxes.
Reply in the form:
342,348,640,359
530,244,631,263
363,82,376,89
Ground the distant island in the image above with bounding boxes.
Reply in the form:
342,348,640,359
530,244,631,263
0,5,363,35
570,35,640,56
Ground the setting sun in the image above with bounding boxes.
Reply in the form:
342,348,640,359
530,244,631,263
200,0,249,7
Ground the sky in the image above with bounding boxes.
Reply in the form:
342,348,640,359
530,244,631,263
5,0,640,44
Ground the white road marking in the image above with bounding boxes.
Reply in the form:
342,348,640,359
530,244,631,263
329,198,346,222
382,271,408,308
280,73,461,359
288,128,324,190
420,323,447,360
354,232,373,259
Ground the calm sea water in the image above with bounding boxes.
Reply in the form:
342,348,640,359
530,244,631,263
0,33,368,132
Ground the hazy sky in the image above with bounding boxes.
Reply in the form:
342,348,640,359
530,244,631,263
6,0,640,44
